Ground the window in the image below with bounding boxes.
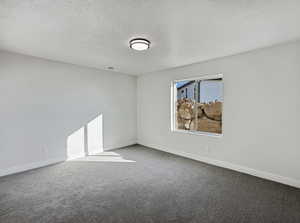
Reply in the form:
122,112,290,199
172,74,223,136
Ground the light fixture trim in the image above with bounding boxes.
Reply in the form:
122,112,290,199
129,38,150,51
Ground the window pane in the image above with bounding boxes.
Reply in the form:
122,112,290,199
175,77,223,134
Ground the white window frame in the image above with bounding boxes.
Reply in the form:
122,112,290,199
171,73,223,137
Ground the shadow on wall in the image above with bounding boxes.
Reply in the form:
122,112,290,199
67,114,103,160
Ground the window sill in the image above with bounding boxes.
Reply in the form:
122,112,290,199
171,129,223,138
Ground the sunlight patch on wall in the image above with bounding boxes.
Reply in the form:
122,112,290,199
67,127,85,160
67,114,103,160
87,114,103,155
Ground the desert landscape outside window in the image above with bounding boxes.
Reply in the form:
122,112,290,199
173,74,223,135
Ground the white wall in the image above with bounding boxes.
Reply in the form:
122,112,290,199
0,51,137,176
137,40,300,187
1,41,300,187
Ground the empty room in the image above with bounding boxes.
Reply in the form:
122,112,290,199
1,1,300,222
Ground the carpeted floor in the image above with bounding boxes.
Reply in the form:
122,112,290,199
0,145,300,223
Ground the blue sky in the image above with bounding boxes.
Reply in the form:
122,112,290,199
175,81,190,89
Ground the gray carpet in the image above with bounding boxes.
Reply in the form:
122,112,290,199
0,145,300,223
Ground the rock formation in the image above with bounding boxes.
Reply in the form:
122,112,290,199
176,99,222,134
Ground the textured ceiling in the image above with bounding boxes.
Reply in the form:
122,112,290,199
0,0,300,75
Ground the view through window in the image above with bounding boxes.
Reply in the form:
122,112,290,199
173,75,223,135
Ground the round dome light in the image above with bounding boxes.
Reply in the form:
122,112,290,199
129,38,150,51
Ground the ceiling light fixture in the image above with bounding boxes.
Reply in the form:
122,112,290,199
129,38,150,51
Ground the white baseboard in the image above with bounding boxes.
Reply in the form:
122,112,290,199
103,140,137,151
139,142,300,189
0,157,65,178
0,140,138,178
67,152,86,161
87,150,102,155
